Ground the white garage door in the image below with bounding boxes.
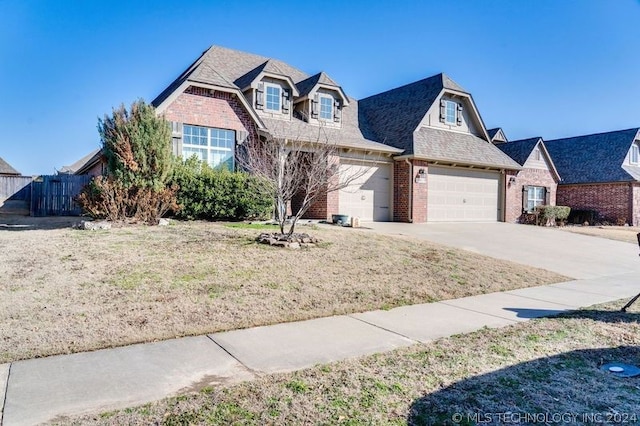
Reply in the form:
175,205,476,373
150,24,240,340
338,161,392,221
427,166,499,222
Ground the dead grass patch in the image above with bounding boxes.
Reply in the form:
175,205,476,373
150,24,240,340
559,225,640,244
70,300,640,425
0,220,567,363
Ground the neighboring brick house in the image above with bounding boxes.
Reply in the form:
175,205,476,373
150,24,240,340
493,135,560,223
0,156,20,176
545,128,640,226
60,148,104,177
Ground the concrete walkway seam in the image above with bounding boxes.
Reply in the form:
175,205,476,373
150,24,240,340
0,363,11,426
346,315,421,343
205,335,263,378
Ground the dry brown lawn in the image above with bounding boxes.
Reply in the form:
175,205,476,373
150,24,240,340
560,225,640,244
0,217,567,363
70,300,640,425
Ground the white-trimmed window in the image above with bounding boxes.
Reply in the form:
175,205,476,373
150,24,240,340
527,186,546,212
631,143,639,164
319,95,333,120
445,100,457,124
183,125,235,170
265,84,281,112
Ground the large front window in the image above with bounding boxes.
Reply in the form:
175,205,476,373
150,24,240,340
527,186,545,212
183,125,235,170
265,84,281,112
319,95,333,120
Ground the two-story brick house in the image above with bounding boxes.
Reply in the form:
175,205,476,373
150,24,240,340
70,45,527,223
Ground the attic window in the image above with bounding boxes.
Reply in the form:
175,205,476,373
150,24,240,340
444,100,458,125
265,84,281,112
534,148,541,161
319,95,333,120
631,144,639,164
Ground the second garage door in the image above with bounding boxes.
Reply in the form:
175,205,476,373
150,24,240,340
427,166,499,222
338,161,392,221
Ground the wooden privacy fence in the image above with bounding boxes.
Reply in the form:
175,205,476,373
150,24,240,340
0,176,34,215
30,175,91,217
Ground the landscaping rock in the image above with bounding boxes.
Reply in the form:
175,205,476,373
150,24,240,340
257,232,319,248
78,221,111,231
158,218,170,226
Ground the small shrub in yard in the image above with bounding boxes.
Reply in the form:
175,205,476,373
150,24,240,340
77,176,178,224
170,157,273,220
535,206,571,226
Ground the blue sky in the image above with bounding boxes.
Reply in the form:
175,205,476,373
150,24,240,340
1,0,639,175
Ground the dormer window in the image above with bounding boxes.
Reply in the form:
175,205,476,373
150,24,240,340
265,83,281,112
445,101,457,124
319,95,333,120
631,143,639,164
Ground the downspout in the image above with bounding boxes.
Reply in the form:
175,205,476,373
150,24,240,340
405,158,413,223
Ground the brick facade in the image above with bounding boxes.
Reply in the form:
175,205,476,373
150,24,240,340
295,154,341,220
412,160,429,223
393,161,411,222
162,86,256,138
505,168,558,223
556,182,639,225
393,159,428,223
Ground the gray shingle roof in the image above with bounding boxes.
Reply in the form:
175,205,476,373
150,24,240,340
358,73,467,154
496,137,542,166
152,45,310,107
413,127,521,169
261,97,402,154
0,156,20,175
296,72,340,97
60,148,102,175
545,128,640,184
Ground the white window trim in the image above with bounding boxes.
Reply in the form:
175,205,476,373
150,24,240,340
444,100,457,125
527,186,545,212
182,125,235,170
318,94,333,121
631,143,639,164
264,83,282,112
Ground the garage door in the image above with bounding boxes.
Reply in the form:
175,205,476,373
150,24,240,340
427,166,499,222
338,161,392,221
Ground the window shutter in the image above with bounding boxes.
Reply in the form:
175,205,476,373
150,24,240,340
282,89,290,113
439,99,446,123
545,187,551,205
170,122,183,157
256,82,264,109
522,186,529,212
311,94,319,118
333,100,341,122
456,103,463,126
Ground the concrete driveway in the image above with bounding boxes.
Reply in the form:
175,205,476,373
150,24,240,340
365,222,640,280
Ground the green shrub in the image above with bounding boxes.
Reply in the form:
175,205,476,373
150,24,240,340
535,205,571,225
170,157,273,220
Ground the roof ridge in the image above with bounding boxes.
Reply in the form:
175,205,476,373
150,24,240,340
546,127,640,143
360,73,444,101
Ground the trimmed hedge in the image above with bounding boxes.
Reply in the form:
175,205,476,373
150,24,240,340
170,157,273,221
535,205,571,225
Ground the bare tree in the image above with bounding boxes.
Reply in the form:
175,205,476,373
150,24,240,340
238,124,372,237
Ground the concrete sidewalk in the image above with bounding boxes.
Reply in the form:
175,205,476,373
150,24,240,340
2,272,639,425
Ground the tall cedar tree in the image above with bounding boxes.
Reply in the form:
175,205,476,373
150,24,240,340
99,100,173,191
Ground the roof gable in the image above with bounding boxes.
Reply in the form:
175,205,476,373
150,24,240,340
487,127,508,143
545,128,640,184
295,71,349,105
496,137,541,165
0,156,20,175
358,73,464,153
